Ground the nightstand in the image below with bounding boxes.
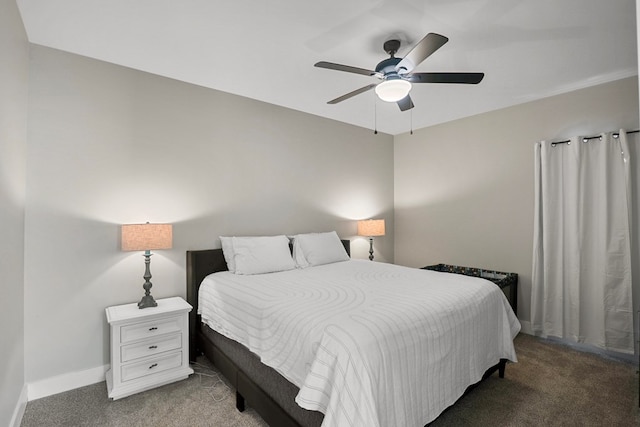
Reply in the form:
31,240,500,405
105,296,194,400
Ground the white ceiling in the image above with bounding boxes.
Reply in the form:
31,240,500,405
17,0,638,135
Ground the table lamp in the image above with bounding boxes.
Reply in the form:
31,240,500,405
121,222,172,308
357,219,385,261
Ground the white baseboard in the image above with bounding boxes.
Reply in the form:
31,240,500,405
516,321,636,363
9,384,27,427
27,364,109,401
519,320,533,335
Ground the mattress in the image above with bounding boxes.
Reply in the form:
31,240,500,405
198,259,520,427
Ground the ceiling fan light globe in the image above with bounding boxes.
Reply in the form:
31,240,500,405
375,79,412,102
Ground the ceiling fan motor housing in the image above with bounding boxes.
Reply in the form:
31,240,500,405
375,57,403,79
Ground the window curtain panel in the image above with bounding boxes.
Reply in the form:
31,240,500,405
531,130,634,354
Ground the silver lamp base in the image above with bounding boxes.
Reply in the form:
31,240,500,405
138,251,158,309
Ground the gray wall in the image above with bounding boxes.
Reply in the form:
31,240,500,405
394,76,640,334
24,45,394,384
0,0,28,423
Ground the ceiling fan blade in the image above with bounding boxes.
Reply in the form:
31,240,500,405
395,33,448,74
397,95,414,111
315,61,378,77
406,72,485,84
327,83,378,104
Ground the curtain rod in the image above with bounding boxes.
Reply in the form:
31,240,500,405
550,129,639,147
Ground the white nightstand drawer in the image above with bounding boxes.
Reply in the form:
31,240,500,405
121,333,182,362
120,316,181,344
121,351,183,382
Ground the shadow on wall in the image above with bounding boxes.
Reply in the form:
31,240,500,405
172,205,393,264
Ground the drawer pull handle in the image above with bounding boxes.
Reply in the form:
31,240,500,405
149,363,158,369
149,345,158,349
148,327,158,331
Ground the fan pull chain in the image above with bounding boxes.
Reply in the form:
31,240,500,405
410,109,413,135
374,94,378,135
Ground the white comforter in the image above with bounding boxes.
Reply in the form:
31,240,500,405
198,260,520,427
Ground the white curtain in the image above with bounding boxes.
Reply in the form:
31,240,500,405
531,130,634,354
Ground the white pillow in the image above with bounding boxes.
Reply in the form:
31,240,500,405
292,231,349,267
232,235,296,275
219,236,237,273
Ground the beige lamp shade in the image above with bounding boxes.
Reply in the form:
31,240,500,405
357,219,385,237
121,223,173,251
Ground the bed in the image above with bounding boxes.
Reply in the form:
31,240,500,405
186,233,520,427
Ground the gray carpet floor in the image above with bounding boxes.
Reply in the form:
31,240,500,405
21,334,640,427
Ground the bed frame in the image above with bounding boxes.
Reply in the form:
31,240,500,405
186,241,507,427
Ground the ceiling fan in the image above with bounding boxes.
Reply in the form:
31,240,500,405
314,33,484,111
